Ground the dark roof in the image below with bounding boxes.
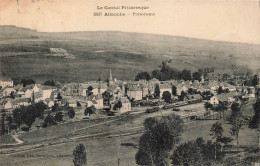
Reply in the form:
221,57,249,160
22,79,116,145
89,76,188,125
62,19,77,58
215,92,237,102
186,94,203,100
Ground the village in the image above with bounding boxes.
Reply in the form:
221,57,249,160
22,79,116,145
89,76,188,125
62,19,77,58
0,67,259,134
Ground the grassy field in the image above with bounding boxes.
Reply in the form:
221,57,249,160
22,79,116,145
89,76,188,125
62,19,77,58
0,26,259,83
0,100,258,166
0,134,16,144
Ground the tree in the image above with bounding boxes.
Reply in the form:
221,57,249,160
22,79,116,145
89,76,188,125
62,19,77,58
102,91,112,105
21,78,35,87
34,102,47,118
222,73,230,81
228,102,245,151
180,91,186,101
86,86,93,96
252,74,259,87
136,115,184,166
192,72,202,82
73,144,87,166
42,114,57,127
201,140,223,161
57,92,62,100
22,107,36,128
55,112,63,122
44,80,55,86
215,102,228,119
84,106,96,116
6,116,13,134
171,141,203,166
152,70,165,81
249,99,260,129
13,108,22,129
1,113,6,135
68,108,75,119
217,86,224,94
113,101,122,111
171,85,177,96
181,69,192,81
154,84,160,98
204,102,213,111
210,122,232,159
135,72,151,81
162,91,171,103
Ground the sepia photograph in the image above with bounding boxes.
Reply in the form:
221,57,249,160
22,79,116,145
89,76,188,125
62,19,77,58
0,0,259,165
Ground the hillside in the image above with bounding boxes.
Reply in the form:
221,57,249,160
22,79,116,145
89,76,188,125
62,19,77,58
0,26,259,83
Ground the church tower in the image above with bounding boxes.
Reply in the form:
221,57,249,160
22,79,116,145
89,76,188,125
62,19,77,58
109,69,114,86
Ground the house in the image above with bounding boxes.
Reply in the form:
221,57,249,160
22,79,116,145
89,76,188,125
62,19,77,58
0,78,13,88
119,97,131,113
184,94,203,103
13,98,31,108
63,83,80,96
210,92,237,105
227,84,236,92
159,84,172,98
34,93,43,103
87,94,103,109
1,100,13,109
107,84,122,100
140,84,149,98
176,84,188,96
248,87,256,98
45,98,55,108
79,83,107,97
236,86,248,94
14,84,23,91
32,84,41,93
66,100,77,108
2,87,16,97
208,82,219,92
41,86,55,100
19,86,33,98
127,85,142,101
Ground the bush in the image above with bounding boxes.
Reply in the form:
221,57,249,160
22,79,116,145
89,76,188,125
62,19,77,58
73,144,87,166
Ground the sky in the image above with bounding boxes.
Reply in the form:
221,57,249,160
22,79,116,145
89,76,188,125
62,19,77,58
0,0,260,44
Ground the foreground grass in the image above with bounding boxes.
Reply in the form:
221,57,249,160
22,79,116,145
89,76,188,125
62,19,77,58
1,101,258,166
0,134,16,145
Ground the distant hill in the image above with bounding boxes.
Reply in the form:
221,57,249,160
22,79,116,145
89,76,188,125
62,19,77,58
0,26,259,83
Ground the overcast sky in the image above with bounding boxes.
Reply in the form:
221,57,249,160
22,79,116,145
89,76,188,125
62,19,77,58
0,0,259,44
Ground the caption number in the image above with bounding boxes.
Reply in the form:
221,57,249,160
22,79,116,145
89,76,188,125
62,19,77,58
93,12,102,16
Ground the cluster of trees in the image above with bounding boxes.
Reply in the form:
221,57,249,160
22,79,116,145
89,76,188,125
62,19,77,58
217,86,229,94
135,114,235,166
135,61,206,81
243,74,259,87
228,102,246,151
12,102,47,130
43,107,75,127
172,138,223,166
20,78,35,87
135,115,184,165
44,80,55,86
167,122,232,166
198,67,214,77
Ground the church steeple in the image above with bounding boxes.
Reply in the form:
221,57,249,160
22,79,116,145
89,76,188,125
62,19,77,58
109,69,114,86
109,69,113,82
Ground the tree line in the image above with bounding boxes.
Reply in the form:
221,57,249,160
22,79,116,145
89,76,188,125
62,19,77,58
135,61,214,81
